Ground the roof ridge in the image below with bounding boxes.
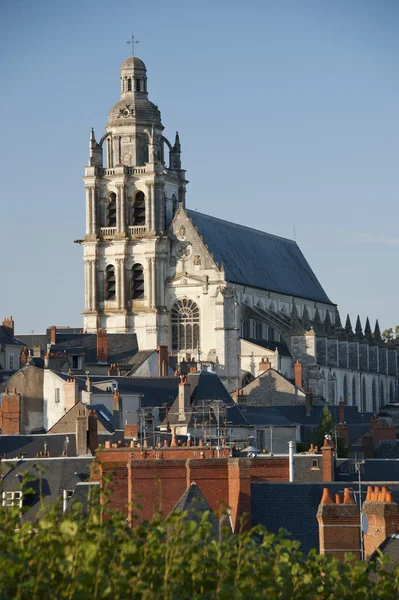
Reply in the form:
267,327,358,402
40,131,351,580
187,209,297,245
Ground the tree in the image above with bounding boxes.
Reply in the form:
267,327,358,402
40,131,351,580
313,406,347,458
381,326,399,342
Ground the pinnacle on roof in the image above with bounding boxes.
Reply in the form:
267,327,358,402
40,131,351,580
324,310,333,334
173,131,181,151
345,314,353,335
313,306,322,333
364,317,372,340
374,319,382,343
355,315,363,338
334,309,343,329
302,305,311,331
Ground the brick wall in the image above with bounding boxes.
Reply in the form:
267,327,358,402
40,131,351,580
0,389,20,434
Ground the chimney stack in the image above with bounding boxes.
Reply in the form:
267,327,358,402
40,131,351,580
88,410,98,455
50,325,57,344
317,487,360,560
76,409,87,456
321,436,335,482
113,389,121,429
108,363,118,376
20,347,28,368
2,316,14,338
259,358,271,373
0,389,20,434
157,345,169,377
97,329,108,363
178,376,191,421
294,360,302,388
363,486,399,560
64,379,79,411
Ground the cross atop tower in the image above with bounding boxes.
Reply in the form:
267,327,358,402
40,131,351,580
127,33,140,56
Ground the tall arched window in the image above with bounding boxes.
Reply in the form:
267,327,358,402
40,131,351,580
132,263,144,300
127,78,132,91
107,193,117,226
361,378,367,412
172,194,178,213
390,381,395,403
171,299,200,351
380,380,385,409
105,265,116,301
372,378,377,413
132,191,146,225
352,377,357,408
343,374,348,405
136,78,141,92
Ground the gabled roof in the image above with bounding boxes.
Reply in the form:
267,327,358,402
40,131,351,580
186,210,333,305
165,371,250,427
0,326,24,347
50,332,138,364
169,482,220,538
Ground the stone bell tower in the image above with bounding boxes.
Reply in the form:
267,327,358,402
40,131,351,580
81,56,187,348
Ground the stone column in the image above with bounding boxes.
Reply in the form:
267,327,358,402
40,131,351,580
116,185,122,233
146,257,152,307
159,256,166,307
91,260,97,311
115,258,121,309
150,184,156,231
85,187,91,235
151,257,156,308
120,185,126,234
146,182,152,232
91,188,97,234
84,260,90,310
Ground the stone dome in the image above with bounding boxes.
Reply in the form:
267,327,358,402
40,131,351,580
108,98,162,127
121,56,146,71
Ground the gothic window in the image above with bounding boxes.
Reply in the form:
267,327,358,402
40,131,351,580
136,78,141,92
132,191,146,225
372,378,377,413
352,377,357,407
343,374,348,405
390,381,395,403
380,380,385,408
171,299,200,352
107,193,117,227
105,265,116,301
132,263,144,300
241,372,255,388
127,78,132,91
361,378,367,412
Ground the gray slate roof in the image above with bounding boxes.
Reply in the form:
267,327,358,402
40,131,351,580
51,332,138,364
169,482,220,539
0,326,23,347
187,210,332,304
1,457,93,521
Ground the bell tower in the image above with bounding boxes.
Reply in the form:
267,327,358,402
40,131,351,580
81,56,187,348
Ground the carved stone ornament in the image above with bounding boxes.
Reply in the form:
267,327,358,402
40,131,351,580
193,255,201,265
178,225,186,240
178,242,191,260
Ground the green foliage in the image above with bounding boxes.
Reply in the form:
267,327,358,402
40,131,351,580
381,326,399,342
0,487,398,598
312,406,347,458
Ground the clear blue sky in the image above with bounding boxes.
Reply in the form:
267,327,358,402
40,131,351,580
0,0,398,334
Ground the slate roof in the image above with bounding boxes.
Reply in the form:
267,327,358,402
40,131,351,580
1,457,93,521
166,371,249,427
15,333,47,353
242,338,292,358
336,460,399,482
242,407,295,427
66,482,100,515
0,431,125,459
187,210,332,304
251,483,399,554
0,326,23,347
169,482,220,539
369,534,399,565
374,441,399,459
50,332,138,364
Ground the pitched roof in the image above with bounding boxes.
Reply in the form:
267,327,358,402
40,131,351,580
50,332,138,364
165,371,249,427
1,457,93,521
169,482,220,538
0,326,23,347
187,210,332,304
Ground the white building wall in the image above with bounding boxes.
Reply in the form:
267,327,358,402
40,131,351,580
43,371,69,431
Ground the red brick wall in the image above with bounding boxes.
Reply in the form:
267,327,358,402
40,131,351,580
363,501,399,560
0,390,20,434
317,504,360,560
250,458,289,481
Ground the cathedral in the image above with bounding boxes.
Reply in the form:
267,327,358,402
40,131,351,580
80,55,397,407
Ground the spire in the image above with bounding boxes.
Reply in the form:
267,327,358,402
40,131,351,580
290,302,303,334
345,314,353,335
173,131,181,152
324,310,333,334
313,306,322,333
364,317,372,341
374,319,382,343
89,128,102,167
90,127,96,143
355,316,363,338
334,309,343,329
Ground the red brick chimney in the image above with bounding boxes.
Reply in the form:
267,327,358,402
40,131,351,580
108,363,119,376
97,329,108,363
0,388,21,434
50,325,57,344
317,487,360,560
88,410,98,455
363,486,399,560
337,398,349,448
113,389,121,429
157,345,169,377
321,436,335,482
259,358,271,373
2,316,14,338
294,360,302,388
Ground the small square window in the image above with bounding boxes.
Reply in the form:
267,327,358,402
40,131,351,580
2,491,22,508
311,458,319,469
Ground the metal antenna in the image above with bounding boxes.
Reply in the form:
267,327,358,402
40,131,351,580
127,33,140,56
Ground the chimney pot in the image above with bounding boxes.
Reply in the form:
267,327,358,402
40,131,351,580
320,488,335,504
